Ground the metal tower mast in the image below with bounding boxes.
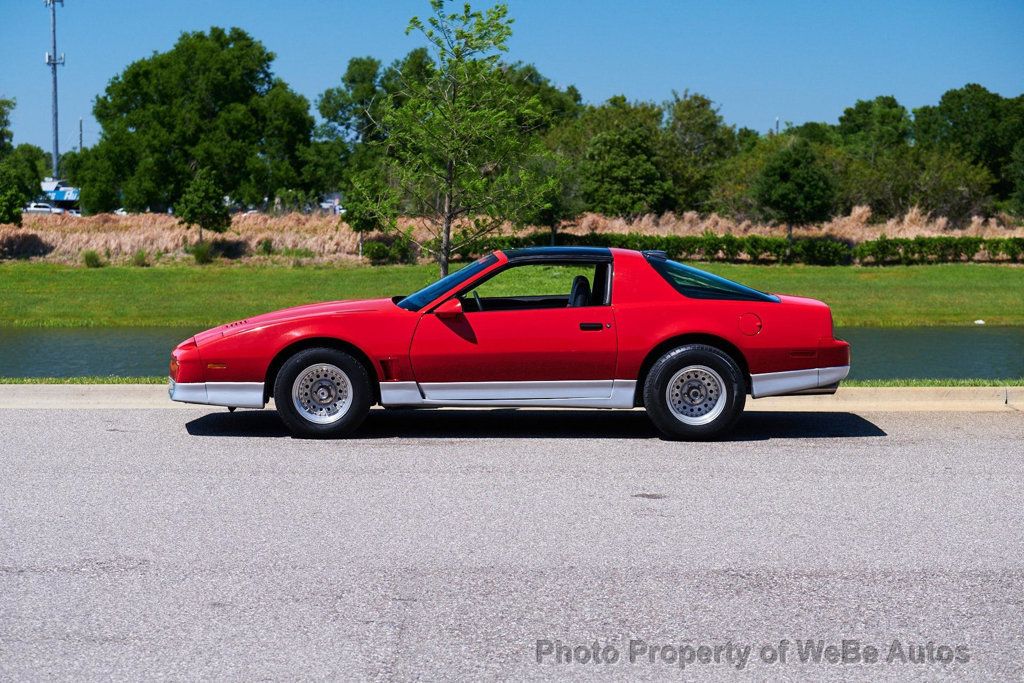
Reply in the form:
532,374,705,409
44,0,65,178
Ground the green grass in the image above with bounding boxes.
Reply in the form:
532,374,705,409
843,378,1024,387
1,261,1022,328
0,376,165,384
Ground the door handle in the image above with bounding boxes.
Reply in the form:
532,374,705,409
579,322,603,331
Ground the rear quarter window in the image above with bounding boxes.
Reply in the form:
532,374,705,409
645,255,779,303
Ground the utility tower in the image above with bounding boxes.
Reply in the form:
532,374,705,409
44,0,65,178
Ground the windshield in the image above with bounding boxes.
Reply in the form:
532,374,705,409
396,255,498,311
646,255,779,303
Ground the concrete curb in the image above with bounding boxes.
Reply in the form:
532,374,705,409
0,384,1021,412
750,387,1020,413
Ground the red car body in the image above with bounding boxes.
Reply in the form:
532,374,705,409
169,247,850,436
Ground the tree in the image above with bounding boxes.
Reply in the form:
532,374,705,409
356,0,551,276
580,127,671,217
0,144,48,202
177,169,230,242
0,97,15,160
0,99,47,214
0,167,23,226
523,153,583,244
1010,139,1024,216
662,91,737,210
754,139,836,234
500,62,581,133
837,95,911,159
708,133,789,220
83,27,313,212
314,48,434,200
547,96,669,217
914,84,1024,198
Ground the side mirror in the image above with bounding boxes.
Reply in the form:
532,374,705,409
433,298,463,318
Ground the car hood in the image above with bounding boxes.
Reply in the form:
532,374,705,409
194,297,396,346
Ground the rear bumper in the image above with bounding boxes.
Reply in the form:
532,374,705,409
750,365,850,399
168,378,265,408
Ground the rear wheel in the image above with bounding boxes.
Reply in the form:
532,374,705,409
643,344,745,440
273,348,371,438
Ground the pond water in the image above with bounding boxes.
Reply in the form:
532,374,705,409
0,326,1021,380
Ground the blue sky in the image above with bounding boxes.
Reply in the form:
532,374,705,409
1,0,1022,153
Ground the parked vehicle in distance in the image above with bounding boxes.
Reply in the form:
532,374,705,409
113,208,128,216
66,208,81,217
169,247,851,440
22,201,64,214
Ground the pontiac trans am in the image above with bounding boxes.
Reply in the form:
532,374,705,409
169,247,850,439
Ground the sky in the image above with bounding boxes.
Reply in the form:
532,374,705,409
1,0,1022,155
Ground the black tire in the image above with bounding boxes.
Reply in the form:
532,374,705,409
643,344,746,441
273,347,372,438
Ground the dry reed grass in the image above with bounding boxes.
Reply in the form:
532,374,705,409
4,207,1022,264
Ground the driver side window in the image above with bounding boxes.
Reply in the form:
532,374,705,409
463,262,609,312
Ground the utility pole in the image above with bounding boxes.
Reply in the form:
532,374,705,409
79,117,83,152
44,0,65,178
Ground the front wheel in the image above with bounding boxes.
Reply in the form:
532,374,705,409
274,348,371,438
643,344,746,440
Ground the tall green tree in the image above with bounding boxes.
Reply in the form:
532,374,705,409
314,48,434,196
0,168,24,225
0,144,48,205
0,99,48,214
914,84,1024,198
837,95,912,158
708,133,789,220
547,96,668,217
0,97,15,160
82,27,312,212
580,126,671,217
357,0,551,276
1009,139,1024,216
754,139,836,235
662,90,737,210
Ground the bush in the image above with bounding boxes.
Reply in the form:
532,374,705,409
791,237,853,266
131,249,149,267
190,241,215,265
986,238,1024,262
434,230,1023,266
81,250,104,268
256,238,274,256
363,231,416,265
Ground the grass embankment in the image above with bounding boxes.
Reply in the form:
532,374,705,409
0,261,1022,328
1,376,1019,387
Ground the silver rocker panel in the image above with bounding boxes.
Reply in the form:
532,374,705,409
379,380,637,409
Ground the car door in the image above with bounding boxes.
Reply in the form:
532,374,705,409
409,262,617,400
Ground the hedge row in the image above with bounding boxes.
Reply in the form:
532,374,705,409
431,232,1024,266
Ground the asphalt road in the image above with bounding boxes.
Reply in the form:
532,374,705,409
1,407,1023,680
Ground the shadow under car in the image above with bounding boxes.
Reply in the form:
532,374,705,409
184,407,886,441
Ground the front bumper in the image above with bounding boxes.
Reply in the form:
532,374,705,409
749,365,850,399
168,378,266,408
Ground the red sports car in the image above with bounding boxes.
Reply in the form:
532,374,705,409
169,247,850,439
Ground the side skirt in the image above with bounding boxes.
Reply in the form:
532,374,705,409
379,380,638,409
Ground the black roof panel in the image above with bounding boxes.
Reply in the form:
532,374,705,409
502,246,612,263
